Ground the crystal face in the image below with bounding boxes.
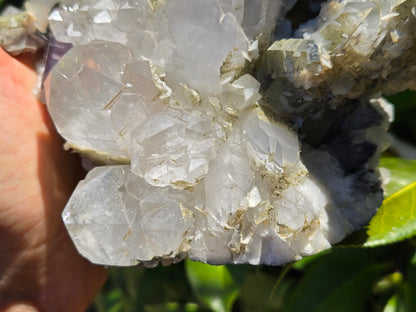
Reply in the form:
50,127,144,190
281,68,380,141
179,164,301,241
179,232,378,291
41,0,415,266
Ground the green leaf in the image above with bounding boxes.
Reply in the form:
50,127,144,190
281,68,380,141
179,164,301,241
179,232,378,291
239,269,294,312
383,248,416,312
365,181,416,247
383,294,403,312
380,158,416,197
144,302,199,312
95,264,197,311
283,248,384,312
399,249,416,312
185,260,240,312
373,272,403,293
382,281,416,312
93,288,125,312
292,249,331,270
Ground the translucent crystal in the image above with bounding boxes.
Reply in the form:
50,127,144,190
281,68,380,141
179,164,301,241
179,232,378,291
64,107,341,265
39,0,412,266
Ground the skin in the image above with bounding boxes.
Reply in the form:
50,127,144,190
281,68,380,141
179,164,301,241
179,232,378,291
0,49,107,311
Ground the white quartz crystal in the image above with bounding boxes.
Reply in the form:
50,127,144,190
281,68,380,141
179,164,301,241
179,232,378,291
64,107,339,266
39,0,415,266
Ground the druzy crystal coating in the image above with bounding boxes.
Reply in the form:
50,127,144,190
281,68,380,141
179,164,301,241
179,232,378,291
42,0,415,266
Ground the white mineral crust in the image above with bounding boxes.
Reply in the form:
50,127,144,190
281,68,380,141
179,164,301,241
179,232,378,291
41,0,409,266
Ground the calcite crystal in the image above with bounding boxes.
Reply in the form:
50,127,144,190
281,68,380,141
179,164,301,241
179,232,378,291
39,0,414,266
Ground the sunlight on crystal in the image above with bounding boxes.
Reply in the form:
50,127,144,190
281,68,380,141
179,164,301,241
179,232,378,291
23,0,415,266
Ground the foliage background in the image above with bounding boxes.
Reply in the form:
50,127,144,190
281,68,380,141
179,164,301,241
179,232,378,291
2,0,416,310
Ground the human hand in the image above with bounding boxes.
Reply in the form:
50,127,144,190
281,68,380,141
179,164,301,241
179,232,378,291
0,48,107,312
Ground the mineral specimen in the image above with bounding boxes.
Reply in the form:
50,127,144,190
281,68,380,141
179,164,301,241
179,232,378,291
37,0,415,266
266,0,416,120
0,0,57,54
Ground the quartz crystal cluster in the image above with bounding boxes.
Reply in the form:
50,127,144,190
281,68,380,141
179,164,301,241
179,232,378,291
266,0,416,119
36,0,415,266
0,0,57,54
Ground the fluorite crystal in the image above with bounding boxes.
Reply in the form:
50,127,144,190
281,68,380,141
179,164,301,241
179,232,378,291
39,0,415,266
